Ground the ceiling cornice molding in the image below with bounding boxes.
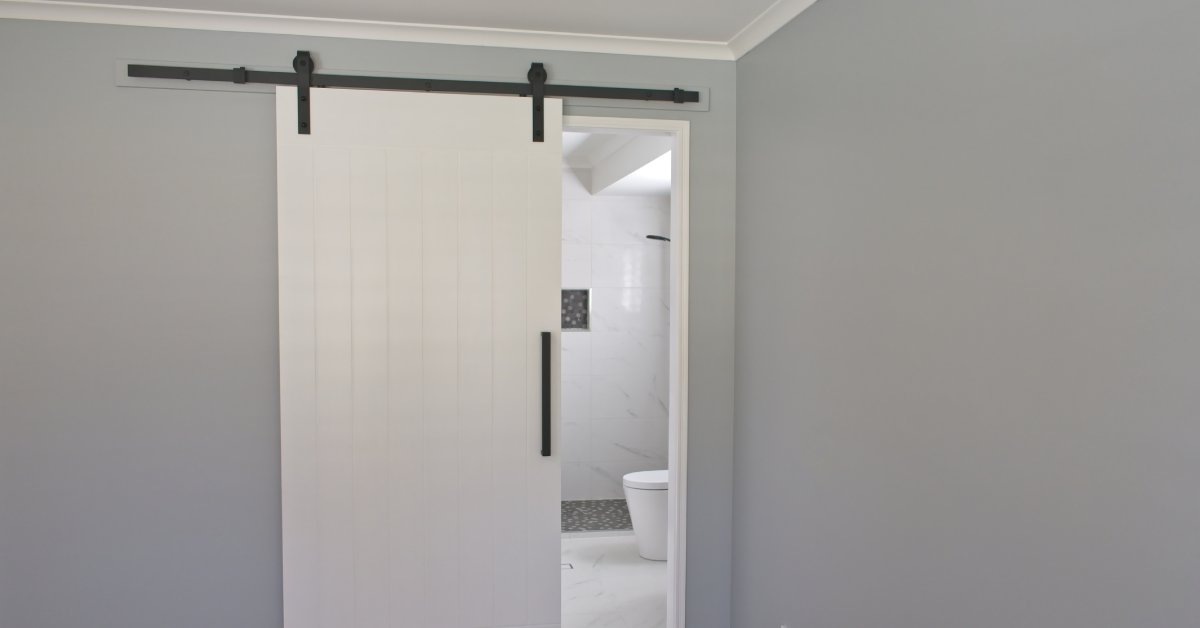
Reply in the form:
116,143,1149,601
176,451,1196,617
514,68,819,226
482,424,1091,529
0,0,735,60
728,0,819,58
0,0,821,61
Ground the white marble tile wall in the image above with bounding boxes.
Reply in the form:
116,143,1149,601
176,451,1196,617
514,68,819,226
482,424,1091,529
562,169,671,501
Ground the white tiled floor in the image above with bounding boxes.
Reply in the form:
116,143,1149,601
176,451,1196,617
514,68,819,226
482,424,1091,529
562,532,667,628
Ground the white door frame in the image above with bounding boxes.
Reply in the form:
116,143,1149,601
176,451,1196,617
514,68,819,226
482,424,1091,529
562,115,690,628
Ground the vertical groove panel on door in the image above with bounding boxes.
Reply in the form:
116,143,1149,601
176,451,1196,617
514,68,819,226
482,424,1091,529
491,151,530,626
313,148,355,628
350,149,389,628
384,149,424,627
422,150,461,628
525,102,563,627
278,87,561,628
279,145,318,628
458,150,496,628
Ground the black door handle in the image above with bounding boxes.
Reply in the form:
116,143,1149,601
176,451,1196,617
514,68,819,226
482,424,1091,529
541,331,551,457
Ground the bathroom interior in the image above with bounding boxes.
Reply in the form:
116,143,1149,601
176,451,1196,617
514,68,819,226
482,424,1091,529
560,128,674,628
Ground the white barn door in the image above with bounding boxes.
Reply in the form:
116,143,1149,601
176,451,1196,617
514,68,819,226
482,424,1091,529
277,86,562,628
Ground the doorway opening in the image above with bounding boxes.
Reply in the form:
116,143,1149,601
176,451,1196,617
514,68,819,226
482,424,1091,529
558,117,690,628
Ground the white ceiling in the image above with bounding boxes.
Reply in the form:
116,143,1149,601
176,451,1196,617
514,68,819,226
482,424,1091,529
67,0,772,41
601,152,672,196
564,131,672,197
0,0,823,59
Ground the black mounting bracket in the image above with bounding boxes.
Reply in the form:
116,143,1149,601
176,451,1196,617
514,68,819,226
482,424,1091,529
293,51,313,135
127,51,702,141
528,62,548,143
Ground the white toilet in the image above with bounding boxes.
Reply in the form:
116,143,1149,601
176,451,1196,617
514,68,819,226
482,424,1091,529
622,469,668,561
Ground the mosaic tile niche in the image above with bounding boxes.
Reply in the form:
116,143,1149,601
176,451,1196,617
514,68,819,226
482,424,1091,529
561,289,590,331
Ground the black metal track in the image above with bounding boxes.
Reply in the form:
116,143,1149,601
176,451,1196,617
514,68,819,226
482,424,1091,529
127,63,699,102
127,53,699,140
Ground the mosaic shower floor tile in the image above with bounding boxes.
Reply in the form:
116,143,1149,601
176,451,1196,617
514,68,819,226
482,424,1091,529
561,499,633,532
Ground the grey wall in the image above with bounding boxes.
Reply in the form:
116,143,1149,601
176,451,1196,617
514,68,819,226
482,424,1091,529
0,20,735,628
734,1,1200,627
